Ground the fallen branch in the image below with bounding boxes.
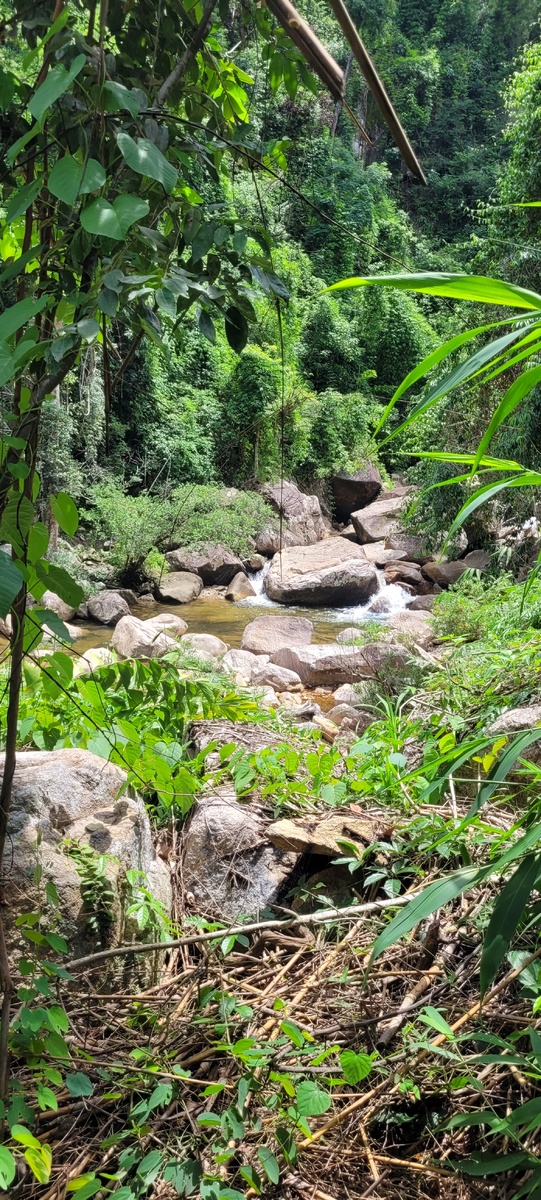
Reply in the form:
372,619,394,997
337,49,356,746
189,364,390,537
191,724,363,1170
66,890,425,971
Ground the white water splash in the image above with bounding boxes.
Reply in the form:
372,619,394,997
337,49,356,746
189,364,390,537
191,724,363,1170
239,560,410,622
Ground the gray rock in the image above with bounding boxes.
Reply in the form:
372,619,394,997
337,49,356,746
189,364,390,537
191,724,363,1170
408,594,436,612
265,541,378,607
385,610,434,649
225,571,256,601
40,589,76,622
384,562,432,594
336,626,362,644
351,494,409,543
165,544,244,585
222,648,268,680
241,613,313,656
271,642,409,687
331,466,382,521
259,480,326,548
3,749,171,971
385,535,434,564
87,590,130,626
367,594,394,614
339,525,360,543
243,554,266,572
157,571,203,604
111,615,177,659
488,704,541,737
180,632,228,660
182,788,297,920
116,588,138,606
145,612,188,637
333,683,358,704
251,661,302,692
422,551,489,588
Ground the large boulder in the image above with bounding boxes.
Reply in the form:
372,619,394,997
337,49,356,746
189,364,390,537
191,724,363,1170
112,614,177,659
351,493,409,544
271,642,409,687
165,544,244,585
40,589,76,622
385,535,434,565
331,467,382,521
156,571,203,604
487,705,541,773
241,613,313,656
87,590,129,626
422,551,489,588
225,571,256,601
265,540,378,607
182,788,297,919
145,612,188,637
258,480,326,550
3,749,171,969
385,610,434,649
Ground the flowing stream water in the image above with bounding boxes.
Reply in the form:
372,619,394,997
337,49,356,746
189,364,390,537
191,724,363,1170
74,562,411,654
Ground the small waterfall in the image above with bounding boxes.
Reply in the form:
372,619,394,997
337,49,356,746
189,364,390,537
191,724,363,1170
241,560,274,607
239,558,411,621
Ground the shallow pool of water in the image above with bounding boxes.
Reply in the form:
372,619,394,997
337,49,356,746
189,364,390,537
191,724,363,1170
74,580,410,655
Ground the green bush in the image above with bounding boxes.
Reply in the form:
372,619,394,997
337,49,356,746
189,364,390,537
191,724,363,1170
169,485,274,557
82,482,172,585
298,387,381,481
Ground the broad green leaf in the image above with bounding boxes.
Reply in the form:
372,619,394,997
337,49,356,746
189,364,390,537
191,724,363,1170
66,1072,93,1097
0,295,49,341
45,1031,70,1058
50,492,78,537
325,272,541,311
339,1050,374,1083
36,561,83,606
80,195,149,240
11,1124,41,1149
27,522,49,564
257,1147,280,1184
48,156,106,206
415,451,524,471
481,854,541,997
103,80,142,116
66,1179,101,1199
0,550,23,617
24,1146,51,1184
473,365,541,469
6,177,43,223
0,1147,16,1190
225,306,248,352
198,309,216,343
29,54,86,121
117,133,178,192
457,1151,534,1176
0,246,42,286
370,866,488,962
383,324,536,444
295,1080,332,1116
280,1020,305,1046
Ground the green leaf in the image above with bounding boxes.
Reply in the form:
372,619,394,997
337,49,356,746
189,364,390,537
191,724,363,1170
24,1145,51,1184
225,306,248,353
103,80,142,116
0,295,49,341
0,550,23,617
257,1147,280,1184
339,1050,374,1083
66,1072,93,1098
6,177,43,223
457,1151,533,1176
50,492,78,537
198,309,216,343
11,1124,41,1149
418,1007,455,1039
325,272,541,312
45,1031,70,1058
0,1147,16,1190
480,854,541,997
295,1080,332,1117
29,54,86,121
36,561,84,606
472,728,541,813
80,195,149,240
117,133,178,192
66,1179,101,1199
48,156,106,206
280,1020,305,1047
370,866,487,963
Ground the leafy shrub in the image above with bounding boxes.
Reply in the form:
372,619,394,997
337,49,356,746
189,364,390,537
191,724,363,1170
82,482,172,585
169,484,274,557
298,387,381,481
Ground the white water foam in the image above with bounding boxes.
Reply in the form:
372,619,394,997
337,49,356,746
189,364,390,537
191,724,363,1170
240,561,410,623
